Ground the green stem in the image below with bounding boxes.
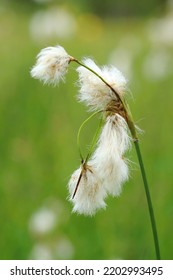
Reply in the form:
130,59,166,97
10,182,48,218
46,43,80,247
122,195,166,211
134,140,161,260
72,56,160,259
77,111,101,161
85,116,103,162
73,59,121,101
73,114,103,199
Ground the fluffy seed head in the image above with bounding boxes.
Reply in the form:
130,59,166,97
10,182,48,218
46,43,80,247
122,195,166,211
77,58,127,111
93,114,131,158
91,114,130,196
68,163,107,216
30,45,72,85
102,158,129,197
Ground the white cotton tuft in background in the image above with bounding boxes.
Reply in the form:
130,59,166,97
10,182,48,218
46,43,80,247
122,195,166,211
29,207,57,234
29,8,77,41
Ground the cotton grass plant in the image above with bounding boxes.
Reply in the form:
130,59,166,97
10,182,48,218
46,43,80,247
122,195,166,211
31,45,161,259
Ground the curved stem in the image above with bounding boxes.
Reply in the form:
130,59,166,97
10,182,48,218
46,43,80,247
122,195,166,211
77,110,101,160
72,118,103,199
85,117,103,162
73,59,121,101
134,140,161,260
72,58,138,141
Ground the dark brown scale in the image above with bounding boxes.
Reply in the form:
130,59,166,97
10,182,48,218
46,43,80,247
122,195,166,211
106,99,128,122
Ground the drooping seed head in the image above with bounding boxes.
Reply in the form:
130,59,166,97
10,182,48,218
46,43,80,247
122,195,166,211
77,58,127,111
31,45,73,85
68,163,107,216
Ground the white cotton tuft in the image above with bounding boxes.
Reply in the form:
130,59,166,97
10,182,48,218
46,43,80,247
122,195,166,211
77,58,111,111
92,114,131,159
113,114,131,154
91,114,130,196
68,164,107,216
30,45,72,85
102,66,127,97
77,58,127,111
102,158,129,197
68,114,131,215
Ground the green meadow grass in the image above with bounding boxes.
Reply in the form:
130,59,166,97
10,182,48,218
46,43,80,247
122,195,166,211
0,4,173,259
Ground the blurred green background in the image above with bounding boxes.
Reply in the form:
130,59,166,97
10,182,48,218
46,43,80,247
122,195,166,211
0,0,173,260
